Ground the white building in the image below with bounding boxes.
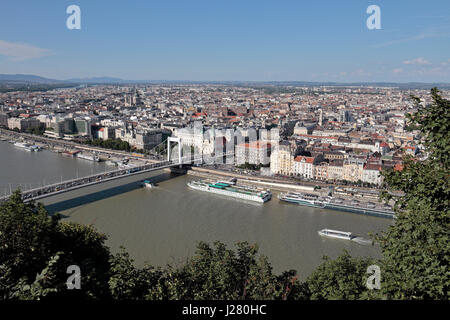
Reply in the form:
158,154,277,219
292,156,315,179
362,164,383,185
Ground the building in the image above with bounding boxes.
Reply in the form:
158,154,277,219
74,118,92,138
343,158,365,182
0,113,9,127
292,156,315,179
314,162,329,181
235,141,271,165
7,117,41,131
328,160,344,181
362,163,383,185
270,141,293,175
339,109,350,122
97,127,116,140
115,127,162,150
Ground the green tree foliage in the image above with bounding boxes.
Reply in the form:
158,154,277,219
108,249,164,300
85,138,132,152
304,251,376,300
0,191,111,299
378,88,449,299
154,241,304,300
236,162,268,170
25,124,46,136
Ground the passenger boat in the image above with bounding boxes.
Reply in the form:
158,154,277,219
318,229,355,240
278,192,395,219
14,142,40,151
187,180,272,203
76,153,100,162
277,192,326,208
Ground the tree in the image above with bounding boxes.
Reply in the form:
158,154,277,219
155,241,305,300
377,88,449,299
108,248,164,300
304,251,376,300
0,190,112,299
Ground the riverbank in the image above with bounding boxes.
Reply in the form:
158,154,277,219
187,167,316,193
187,167,395,216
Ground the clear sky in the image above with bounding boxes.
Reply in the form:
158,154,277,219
1,0,449,82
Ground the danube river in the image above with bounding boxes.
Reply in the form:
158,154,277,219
0,141,392,278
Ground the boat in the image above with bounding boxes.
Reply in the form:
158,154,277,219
14,142,40,151
278,192,395,219
142,180,155,188
187,180,272,203
277,192,326,208
76,153,100,162
28,145,41,152
318,229,355,240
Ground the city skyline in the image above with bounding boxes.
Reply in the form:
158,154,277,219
1,0,450,82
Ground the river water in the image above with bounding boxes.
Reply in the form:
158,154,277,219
0,141,392,279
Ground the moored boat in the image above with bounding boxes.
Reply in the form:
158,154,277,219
279,191,395,219
76,153,100,162
187,180,272,203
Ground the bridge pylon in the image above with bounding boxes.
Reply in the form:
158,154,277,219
167,137,182,167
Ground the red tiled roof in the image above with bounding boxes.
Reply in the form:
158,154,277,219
294,156,314,163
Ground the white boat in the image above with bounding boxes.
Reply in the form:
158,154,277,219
278,192,326,208
279,191,394,219
187,180,272,203
14,142,39,151
27,145,41,152
76,153,100,162
142,180,155,188
318,229,355,240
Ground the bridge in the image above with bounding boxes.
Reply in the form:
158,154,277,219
0,140,235,203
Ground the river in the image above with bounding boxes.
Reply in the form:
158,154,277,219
0,141,392,279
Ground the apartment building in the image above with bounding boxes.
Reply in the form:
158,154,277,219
7,117,41,131
235,141,271,165
342,158,365,182
362,163,383,185
292,156,315,179
328,160,344,181
270,141,293,175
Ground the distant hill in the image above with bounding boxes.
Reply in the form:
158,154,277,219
66,77,129,84
0,74,449,89
0,74,64,84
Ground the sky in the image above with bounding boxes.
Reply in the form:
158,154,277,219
0,0,450,82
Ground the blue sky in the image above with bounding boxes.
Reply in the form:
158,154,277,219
1,0,449,82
